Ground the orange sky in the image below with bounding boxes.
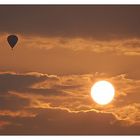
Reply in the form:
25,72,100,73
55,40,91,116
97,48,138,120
0,5,140,134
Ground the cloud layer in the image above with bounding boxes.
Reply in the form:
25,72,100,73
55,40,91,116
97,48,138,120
1,6,140,39
2,34,140,55
1,33,140,79
0,6,140,134
0,71,139,134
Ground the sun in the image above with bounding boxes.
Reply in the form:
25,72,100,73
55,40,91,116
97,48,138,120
91,80,115,105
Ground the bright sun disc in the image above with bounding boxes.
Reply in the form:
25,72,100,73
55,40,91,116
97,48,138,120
91,80,115,105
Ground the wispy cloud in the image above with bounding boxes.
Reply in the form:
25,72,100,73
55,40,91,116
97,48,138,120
1,33,140,56
23,36,140,56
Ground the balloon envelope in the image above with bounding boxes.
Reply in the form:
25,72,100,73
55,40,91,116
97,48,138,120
7,35,18,48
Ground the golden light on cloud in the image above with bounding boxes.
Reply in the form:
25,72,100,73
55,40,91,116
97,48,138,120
91,81,115,105
0,5,140,135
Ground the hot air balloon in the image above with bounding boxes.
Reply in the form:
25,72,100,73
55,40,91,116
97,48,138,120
7,35,18,50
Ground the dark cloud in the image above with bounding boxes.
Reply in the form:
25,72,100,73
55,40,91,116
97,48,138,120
0,72,46,93
0,94,30,111
1,6,140,39
0,72,61,112
0,108,140,135
0,72,72,97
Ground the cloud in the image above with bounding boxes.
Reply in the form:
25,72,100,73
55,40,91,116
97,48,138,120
0,93,30,111
17,36,140,56
0,71,46,93
1,33,140,78
0,71,139,130
0,120,10,129
0,110,36,118
113,103,140,125
0,6,140,134
2,33,140,56
0,71,60,94
1,6,140,39
0,108,140,135
0,72,60,115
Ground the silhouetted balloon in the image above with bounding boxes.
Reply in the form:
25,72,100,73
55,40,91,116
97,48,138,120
7,35,18,49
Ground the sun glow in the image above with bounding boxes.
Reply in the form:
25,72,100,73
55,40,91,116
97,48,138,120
91,81,115,105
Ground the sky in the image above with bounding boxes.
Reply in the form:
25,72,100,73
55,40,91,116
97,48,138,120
0,5,140,135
